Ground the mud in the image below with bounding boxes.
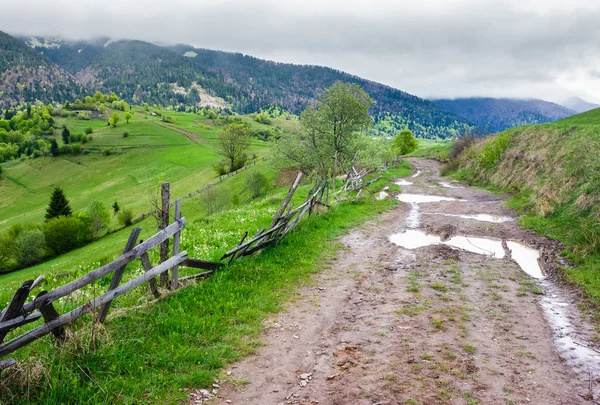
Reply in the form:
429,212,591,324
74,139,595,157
193,158,599,405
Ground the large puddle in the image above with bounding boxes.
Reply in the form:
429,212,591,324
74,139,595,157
389,230,545,278
427,213,513,223
395,179,413,186
397,194,464,203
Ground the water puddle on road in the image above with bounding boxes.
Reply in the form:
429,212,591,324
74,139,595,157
427,213,513,223
389,230,545,276
395,179,413,186
438,181,464,189
411,170,422,178
397,194,464,203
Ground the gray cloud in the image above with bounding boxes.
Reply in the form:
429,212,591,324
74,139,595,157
2,0,600,103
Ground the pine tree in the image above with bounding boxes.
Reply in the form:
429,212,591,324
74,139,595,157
62,126,71,144
112,201,120,215
45,186,72,220
50,139,59,156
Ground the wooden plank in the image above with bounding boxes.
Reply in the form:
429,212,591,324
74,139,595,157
171,200,182,289
36,292,65,343
159,182,171,288
229,231,248,264
0,312,42,334
0,252,187,359
178,271,213,282
98,227,142,323
270,172,303,228
181,258,222,271
0,280,33,344
0,358,16,371
220,222,285,260
140,252,160,298
29,275,45,292
20,219,185,314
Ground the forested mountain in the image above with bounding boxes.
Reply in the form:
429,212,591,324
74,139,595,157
7,33,472,138
0,31,83,109
432,97,575,133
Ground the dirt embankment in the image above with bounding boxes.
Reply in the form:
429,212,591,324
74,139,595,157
190,158,598,405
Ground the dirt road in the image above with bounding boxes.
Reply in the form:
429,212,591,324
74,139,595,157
193,158,600,405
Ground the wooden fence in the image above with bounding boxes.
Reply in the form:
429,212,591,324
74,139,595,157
0,173,326,371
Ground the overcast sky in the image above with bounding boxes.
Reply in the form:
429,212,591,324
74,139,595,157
2,0,600,103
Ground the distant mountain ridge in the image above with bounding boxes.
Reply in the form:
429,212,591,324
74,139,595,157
432,97,575,133
0,31,83,109
561,97,599,113
6,33,471,138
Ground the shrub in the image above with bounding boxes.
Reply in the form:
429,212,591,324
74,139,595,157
391,130,419,156
246,171,268,199
71,134,82,142
117,209,134,227
450,132,476,159
201,186,229,216
102,148,112,156
59,144,72,154
81,134,88,143
14,229,46,266
477,131,513,169
213,160,228,176
84,127,93,134
71,144,82,154
43,216,91,255
123,132,129,138
232,153,248,171
0,233,17,274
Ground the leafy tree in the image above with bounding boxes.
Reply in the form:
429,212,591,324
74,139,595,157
124,112,132,123
245,171,268,199
45,186,72,220
109,112,120,127
15,229,46,266
276,82,374,177
218,124,251,171
112,201,120,215
84,127,93,134
93,91,105,103
88,201,111,239
62,126,71,144
391,129,418,156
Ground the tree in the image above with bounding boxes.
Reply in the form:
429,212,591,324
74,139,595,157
45,186,72,220
50,139,59,156
62,126,71,144
93,91,105,103
218,124,251,171
246,171,268,199
112,201,120,215
88,201,111,239
276,82,374,177
14,229,46,267
391,129,418,156
109,112,120,127
124,112,132,123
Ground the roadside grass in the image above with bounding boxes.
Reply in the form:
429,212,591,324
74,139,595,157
446,108,600,327
407,139,453,162
0,163,411,404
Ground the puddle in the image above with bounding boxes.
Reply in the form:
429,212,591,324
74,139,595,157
390,230,505,258
506,241,543,279
397,194,464,203
411,170,422,178
438,181,463,189
406,203,420,228
395,179,413,186
539,283,600,378
427,213,513,223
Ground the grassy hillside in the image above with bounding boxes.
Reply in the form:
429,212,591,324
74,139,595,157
0,161,411,404
448,108,600,307
0,109,269,232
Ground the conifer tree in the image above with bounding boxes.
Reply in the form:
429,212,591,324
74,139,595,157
62,126,71,144
45,186,72,220
50,139,59,156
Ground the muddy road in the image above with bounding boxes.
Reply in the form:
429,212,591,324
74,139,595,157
192,158,600,405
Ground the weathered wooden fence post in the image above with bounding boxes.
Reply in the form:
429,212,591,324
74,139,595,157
159,182,170,288
171,199,182,289
97,227,142,323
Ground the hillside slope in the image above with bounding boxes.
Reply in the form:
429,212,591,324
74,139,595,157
0,31,83,109
450,107,600,301
432,97,574,133
15,34,471,138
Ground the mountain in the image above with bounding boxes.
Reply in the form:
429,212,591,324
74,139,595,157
0,31,83,109
561,97,599,114
432,97,575,133
14,35,470,139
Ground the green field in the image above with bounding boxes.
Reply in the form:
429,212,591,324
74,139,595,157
0,109,271,233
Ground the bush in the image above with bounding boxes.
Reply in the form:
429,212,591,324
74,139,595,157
59,144,72,154
118,209,134,227
450,132,476,159
213,160,228,176
245,171,268,199
14,229,46,266
43,216,92,255
71,144,82,154
232,153,248,171
123,132,129,138
102,148,112,156
0,233,17,274
201,186,229,216
71,133,82,142
391,130,419,156
84,127,93,134
81,134,88,143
